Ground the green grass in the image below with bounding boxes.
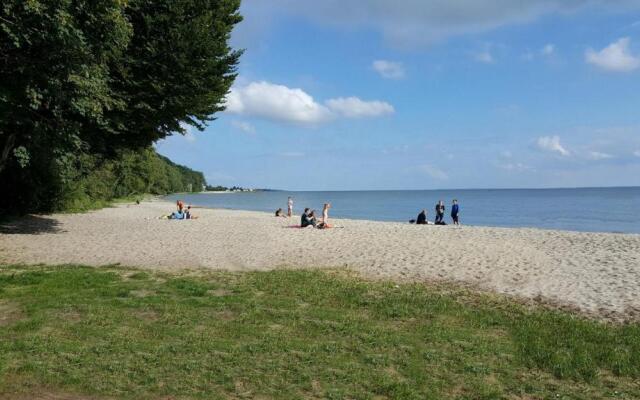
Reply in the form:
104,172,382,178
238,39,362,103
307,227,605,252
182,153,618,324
59,194,149,214
0,265,638,399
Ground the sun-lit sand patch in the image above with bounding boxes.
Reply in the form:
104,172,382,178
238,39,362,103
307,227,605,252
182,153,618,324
1,200,639,321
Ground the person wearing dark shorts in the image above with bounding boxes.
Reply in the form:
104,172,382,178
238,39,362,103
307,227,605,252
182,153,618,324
451,199,460,225
435,200,445,224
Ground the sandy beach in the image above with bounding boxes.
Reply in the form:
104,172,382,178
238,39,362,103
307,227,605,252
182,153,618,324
1,200,639,321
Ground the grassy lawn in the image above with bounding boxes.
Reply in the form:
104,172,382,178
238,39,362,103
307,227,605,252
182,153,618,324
0,265,638,399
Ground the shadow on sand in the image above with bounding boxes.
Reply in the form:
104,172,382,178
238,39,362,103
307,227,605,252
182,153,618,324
0,215,63,235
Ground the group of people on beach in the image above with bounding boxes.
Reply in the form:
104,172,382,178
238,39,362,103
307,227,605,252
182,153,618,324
413,199,460,226
165,196,459,227
275,197,332,229
164,200,197,220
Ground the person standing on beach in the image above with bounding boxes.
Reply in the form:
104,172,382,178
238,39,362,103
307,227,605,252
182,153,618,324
435,200,445,224
319,203,331,228
451,199,460,225
287,197,293,217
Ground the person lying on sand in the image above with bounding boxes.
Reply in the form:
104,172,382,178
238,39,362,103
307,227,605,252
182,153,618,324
159,210,186,220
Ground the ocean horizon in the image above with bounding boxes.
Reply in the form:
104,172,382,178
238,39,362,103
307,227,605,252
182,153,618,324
166,186,640,234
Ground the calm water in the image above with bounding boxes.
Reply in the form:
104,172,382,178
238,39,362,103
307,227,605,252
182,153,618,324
165,187,640,234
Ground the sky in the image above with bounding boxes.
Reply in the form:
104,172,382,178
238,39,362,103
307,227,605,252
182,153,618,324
156,0,640,190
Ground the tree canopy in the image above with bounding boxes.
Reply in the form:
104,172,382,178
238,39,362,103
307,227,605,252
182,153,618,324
0,0,242,212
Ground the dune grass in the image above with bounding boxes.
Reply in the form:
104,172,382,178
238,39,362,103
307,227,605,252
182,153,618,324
0,265,638,399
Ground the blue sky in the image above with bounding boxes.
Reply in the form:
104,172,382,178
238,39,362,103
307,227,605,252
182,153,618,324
157,0,640,190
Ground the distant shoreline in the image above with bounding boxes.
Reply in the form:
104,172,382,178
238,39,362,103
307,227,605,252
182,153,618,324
164,187,640,234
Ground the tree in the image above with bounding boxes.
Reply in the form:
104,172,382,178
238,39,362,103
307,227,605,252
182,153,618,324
0,0,242,212
106,0,242,149
0,0,132,173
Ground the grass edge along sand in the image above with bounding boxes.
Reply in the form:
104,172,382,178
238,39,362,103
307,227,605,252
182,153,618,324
0,264,638,399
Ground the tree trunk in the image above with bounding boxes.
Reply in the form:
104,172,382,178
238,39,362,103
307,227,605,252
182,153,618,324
0,132,17,174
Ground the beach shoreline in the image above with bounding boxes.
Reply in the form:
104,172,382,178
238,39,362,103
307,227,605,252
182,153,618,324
1,200,639,322
163,187,640,234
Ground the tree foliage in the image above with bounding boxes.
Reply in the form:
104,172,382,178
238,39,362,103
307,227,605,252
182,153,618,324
58,149,206,212
0,0,242,213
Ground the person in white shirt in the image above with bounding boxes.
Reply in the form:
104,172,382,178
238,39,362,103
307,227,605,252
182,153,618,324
319,203,331,228
287,197,293,217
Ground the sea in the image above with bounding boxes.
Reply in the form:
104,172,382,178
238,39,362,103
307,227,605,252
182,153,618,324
165,187,640,234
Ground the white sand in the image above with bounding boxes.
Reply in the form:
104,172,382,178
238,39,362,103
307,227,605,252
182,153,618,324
1,200,639,321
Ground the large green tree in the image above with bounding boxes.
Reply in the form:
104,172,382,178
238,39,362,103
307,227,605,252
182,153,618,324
0,0,242,211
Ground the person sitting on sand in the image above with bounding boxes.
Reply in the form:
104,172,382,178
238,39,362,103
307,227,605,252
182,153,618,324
308,210,318,227
317,203,332,229
416,209,429,225
301,208,317,228
160,201,192,220
275,208,287,217
300,208,310,226
185,206,198,219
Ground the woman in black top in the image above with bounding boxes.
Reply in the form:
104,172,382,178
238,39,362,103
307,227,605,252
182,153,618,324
416,210,427,224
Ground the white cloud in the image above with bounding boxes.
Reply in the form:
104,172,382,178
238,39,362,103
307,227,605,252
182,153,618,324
633,150,640,157
231,120,256,134
522,44,555,61
325,97,395,118
474,50,494,64
417,164,448,180
238,1,640,48
372,60,405,79
585,37,640,72
537,135,570,156
226,81,393,124
587,151,613,160
541,43,555,55
225,81,333,124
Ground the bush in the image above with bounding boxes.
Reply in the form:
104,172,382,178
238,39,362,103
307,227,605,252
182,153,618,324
2,148,204,214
